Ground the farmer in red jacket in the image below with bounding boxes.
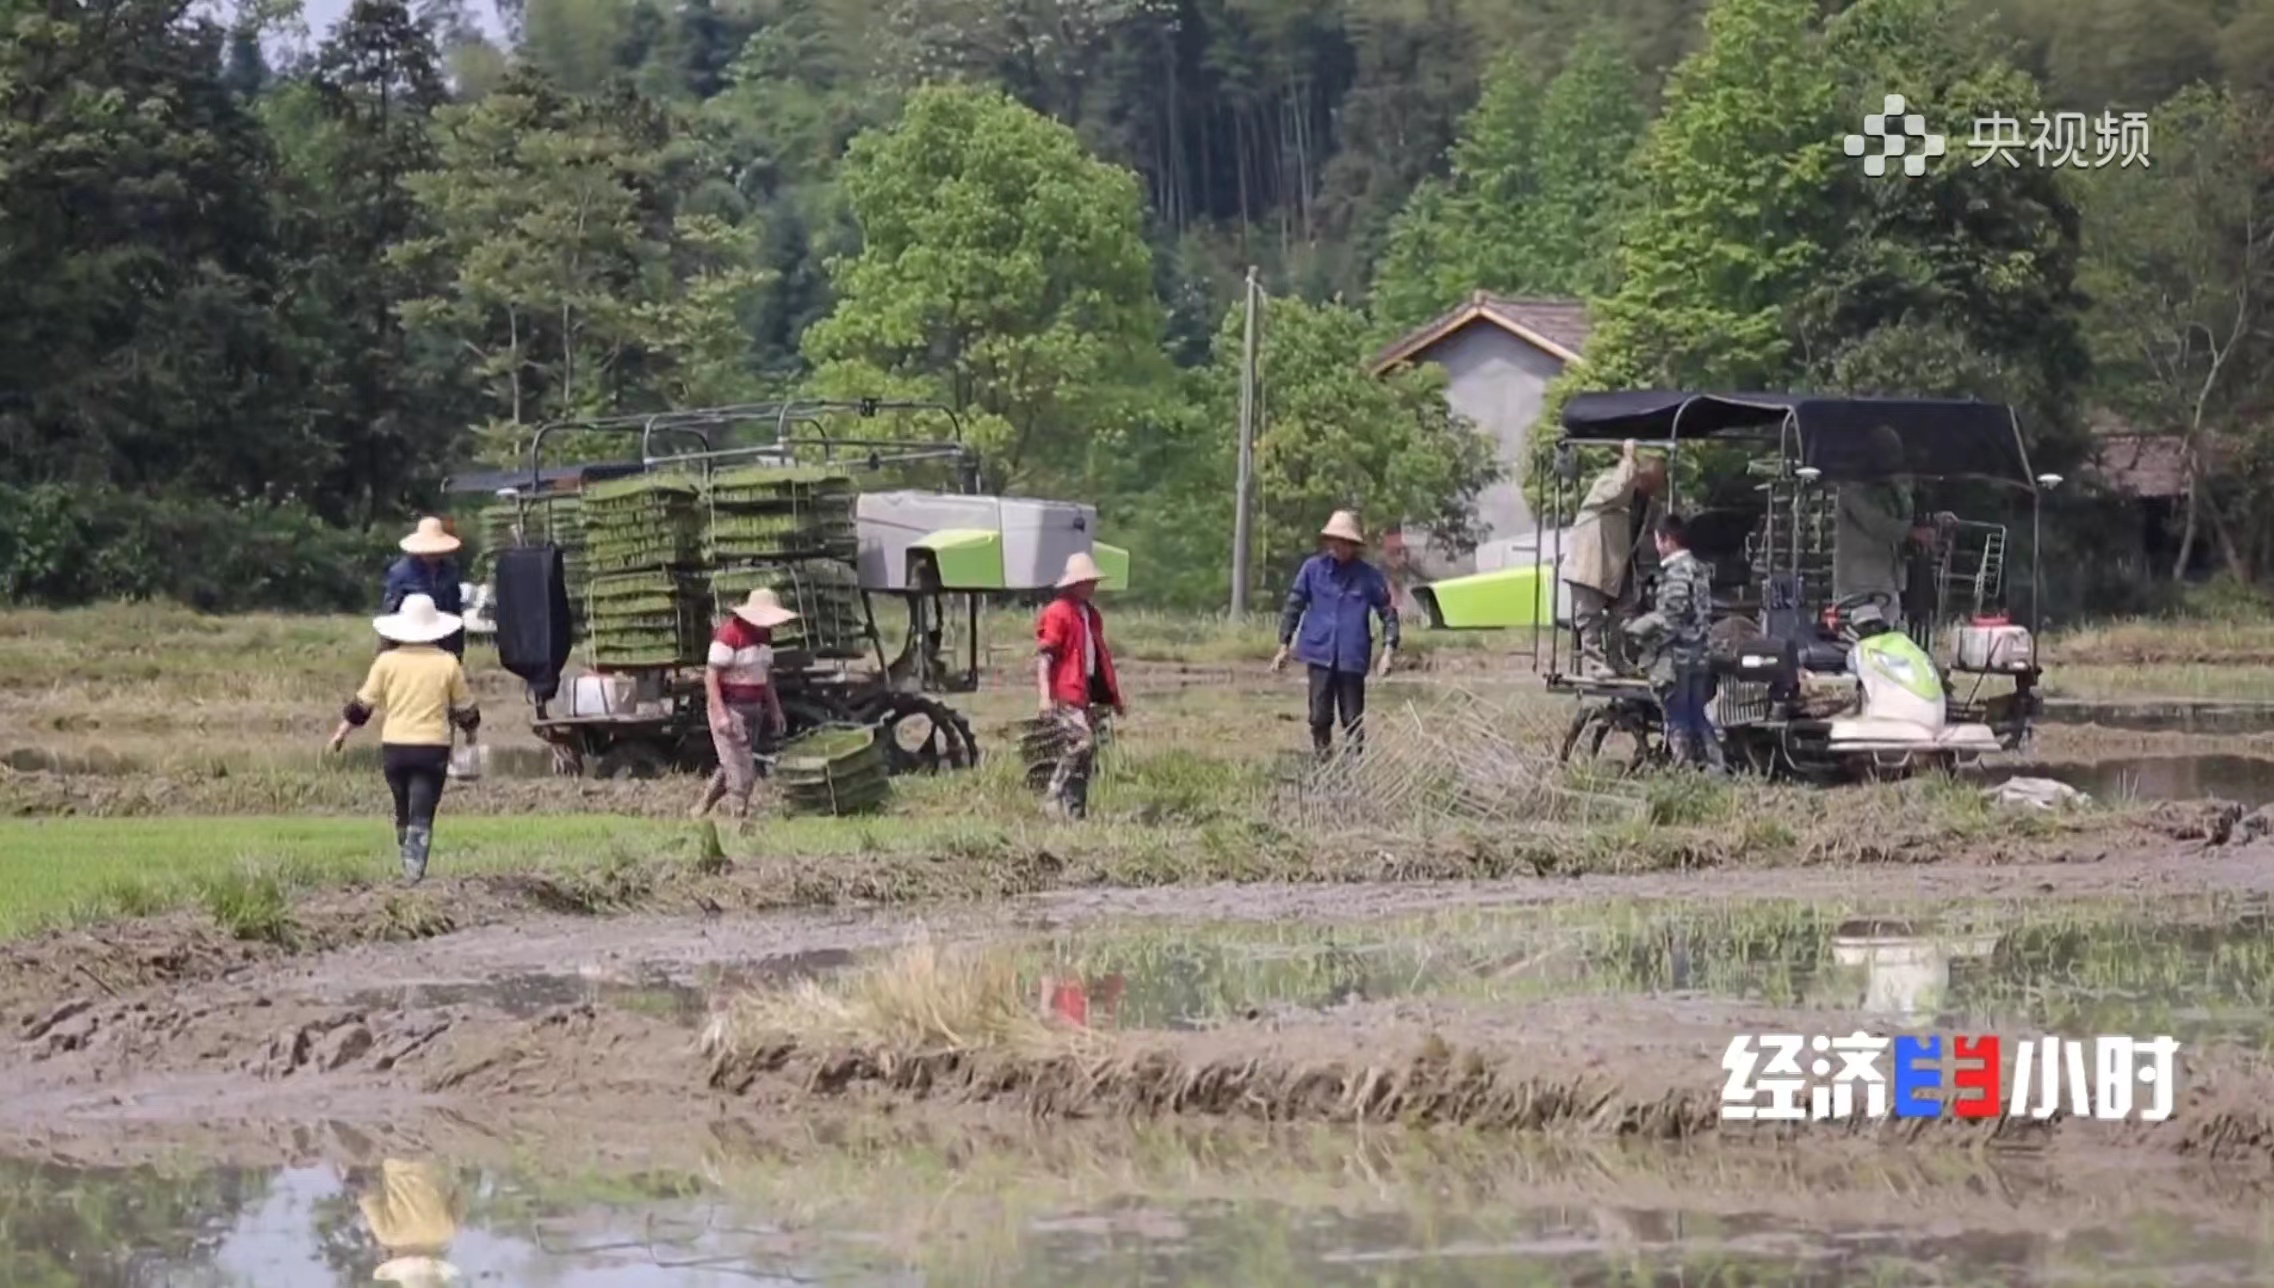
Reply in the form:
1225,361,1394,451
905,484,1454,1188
1034,551,1124,819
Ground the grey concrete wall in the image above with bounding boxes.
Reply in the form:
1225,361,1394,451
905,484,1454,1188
1396,326,1564,581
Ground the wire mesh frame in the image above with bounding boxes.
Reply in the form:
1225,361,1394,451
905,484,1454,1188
1281,687,1641,835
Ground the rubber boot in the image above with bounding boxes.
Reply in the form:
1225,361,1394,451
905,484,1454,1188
1700,731,1731,776
401,826,431,883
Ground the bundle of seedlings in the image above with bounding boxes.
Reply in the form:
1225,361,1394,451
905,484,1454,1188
1016,713,1113,791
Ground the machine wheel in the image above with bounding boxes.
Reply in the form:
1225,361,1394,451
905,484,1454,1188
878,693,979,775
1558,702,1663,776
591,740,670,780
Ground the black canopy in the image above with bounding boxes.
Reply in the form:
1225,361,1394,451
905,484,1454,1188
1560,391,2034,487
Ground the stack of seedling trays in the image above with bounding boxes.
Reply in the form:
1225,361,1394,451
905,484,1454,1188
710,558,867,664
705,466,859,563
584,476,701,573
584,567,708,667
703,465,863,669
773,726,890,816
582,476,705,667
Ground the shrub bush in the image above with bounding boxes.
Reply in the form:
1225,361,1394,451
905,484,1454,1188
0,483,399,612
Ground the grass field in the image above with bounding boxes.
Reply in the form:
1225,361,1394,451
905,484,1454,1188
0,815,677,938
0,600,2263,942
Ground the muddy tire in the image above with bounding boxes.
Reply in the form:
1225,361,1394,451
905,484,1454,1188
877,694,979,775
591,740,670,780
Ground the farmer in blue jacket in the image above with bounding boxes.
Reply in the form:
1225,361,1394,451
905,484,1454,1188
381,517,466,659
1272,511,1399,758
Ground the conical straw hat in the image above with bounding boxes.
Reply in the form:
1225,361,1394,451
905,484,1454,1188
731,587,798,627
1056,552,1105,587
1319,511,1364,543
399,517,460,555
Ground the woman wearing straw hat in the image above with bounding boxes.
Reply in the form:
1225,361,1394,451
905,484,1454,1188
1034,550,1123,819
1272,510,1399,759
382,517,467,659
327,594,480,881
692,587,796,821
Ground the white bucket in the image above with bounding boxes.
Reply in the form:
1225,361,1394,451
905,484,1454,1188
449,742,489,781
566,673,634,716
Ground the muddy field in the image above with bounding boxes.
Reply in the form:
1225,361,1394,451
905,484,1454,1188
15,607,2274,1280
12,833,2274,1280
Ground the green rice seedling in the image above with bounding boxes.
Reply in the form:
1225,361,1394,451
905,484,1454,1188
194,863,295,944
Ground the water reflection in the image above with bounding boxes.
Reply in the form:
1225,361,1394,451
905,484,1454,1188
1829,921,2001,1022
1022,897,2274,1047
5,1129,2273,1285
354,1159,463,1286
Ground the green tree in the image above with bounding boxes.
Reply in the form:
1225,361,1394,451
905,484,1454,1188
1367,31,1647,332
2078,85,2274,579
1230,297,1500,593
1573,0,1839,393
1809,0,2088,448
0,0,316,499
267,0,468,525
1529,27,1648,296
395,71,770,461
800,84,1165,494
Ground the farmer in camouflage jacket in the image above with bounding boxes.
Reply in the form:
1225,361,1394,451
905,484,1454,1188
1625,513,1726,773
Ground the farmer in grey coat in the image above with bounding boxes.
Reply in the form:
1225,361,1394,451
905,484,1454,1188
1563,439,1665,677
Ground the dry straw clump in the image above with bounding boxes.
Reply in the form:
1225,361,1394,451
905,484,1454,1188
703,938,1109,1062
1283,686,1641,835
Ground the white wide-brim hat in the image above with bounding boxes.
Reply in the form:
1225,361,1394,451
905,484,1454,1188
1319,511,1364,544
731,587,798,627
374,594,463,644
399,516,461,555
1056,552,1105,587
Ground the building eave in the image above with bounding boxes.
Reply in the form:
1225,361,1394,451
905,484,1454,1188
1367,291,1586,374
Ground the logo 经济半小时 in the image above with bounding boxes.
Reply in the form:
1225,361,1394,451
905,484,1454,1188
1845,93,1946,176
1719,1032,2181,1121
1845,94,2155,173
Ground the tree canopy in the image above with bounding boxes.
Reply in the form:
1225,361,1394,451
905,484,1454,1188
7,0,2274,610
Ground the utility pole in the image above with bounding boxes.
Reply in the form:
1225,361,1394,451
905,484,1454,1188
1231,266,1259,614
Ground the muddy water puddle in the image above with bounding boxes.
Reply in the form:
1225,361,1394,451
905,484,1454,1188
1984,755,2274,806
338,947,858,1021
8,1136,2271,1285
1024,897,2274,1047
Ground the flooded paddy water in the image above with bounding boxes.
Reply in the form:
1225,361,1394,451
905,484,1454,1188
11,1129,2274,1285
1983,754,2274,808
12,874,2274,1283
